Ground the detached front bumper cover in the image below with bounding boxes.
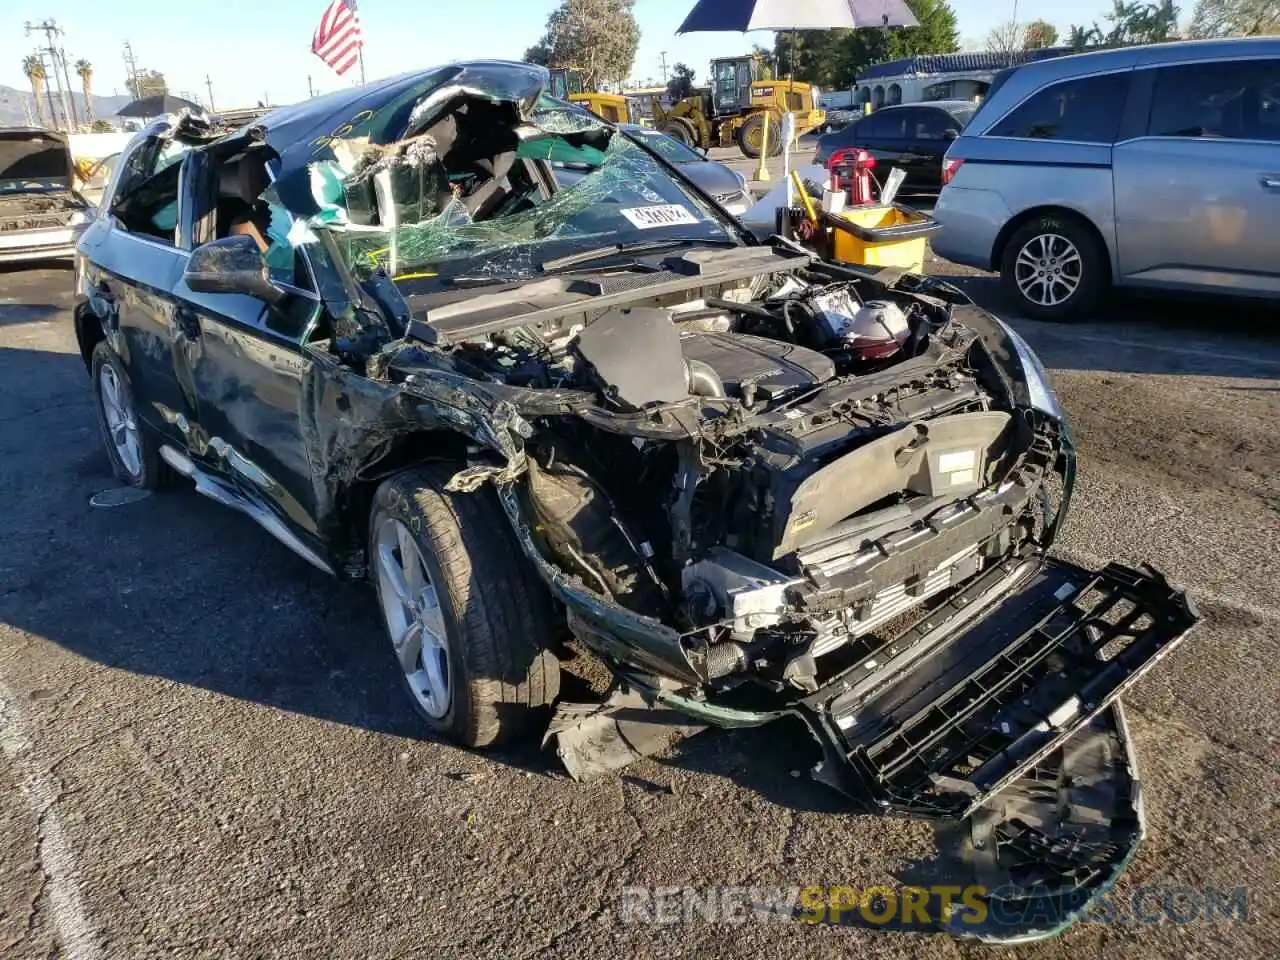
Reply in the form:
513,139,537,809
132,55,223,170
804,557,1199,819
547,554,1198,943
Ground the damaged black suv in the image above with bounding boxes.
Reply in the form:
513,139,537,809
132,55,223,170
74,62,1199,942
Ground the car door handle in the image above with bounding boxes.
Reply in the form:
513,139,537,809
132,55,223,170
1261,175,1280,192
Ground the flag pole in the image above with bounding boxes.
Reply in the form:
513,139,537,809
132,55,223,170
358,47,366,85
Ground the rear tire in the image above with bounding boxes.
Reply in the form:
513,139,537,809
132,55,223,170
999,213,1109,321
739,113,783,160
90,341,169,489
369,465,560,747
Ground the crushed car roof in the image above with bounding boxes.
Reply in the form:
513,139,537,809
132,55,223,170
241,61,549,219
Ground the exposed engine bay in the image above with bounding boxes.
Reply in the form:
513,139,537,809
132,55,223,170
399,253,1067,702
0,191,84,232
387,253,1198,941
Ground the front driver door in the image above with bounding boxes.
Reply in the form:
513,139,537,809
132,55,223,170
171,157,326,549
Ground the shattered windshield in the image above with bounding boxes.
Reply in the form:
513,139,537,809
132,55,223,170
303,97,738,287
632,130,702,165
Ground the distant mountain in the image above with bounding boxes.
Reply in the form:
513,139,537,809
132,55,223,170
0,84,137,129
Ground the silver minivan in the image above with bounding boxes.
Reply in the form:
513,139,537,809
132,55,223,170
933,38,1280,320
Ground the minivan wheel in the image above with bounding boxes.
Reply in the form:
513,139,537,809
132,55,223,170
369,465,560,747
1000,215,1108,321
90,341,167,489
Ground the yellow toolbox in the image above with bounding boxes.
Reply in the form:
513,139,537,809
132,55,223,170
826,205,940,273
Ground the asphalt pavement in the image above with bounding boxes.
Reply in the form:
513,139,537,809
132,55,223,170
1,256,1278,959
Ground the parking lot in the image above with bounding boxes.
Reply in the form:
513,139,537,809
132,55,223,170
1,254,1278,958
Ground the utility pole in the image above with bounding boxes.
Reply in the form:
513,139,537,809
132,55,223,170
26,50,61,129
204,74,216,112
122,40,139,98
659,51,669,83
1009,0,1019,68
307,75,315,98
57,42,78,127
25,20,75,132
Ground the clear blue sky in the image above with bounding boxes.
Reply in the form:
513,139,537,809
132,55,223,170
4,0,1130,109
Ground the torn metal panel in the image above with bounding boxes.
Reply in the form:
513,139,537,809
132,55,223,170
546,687,706,783
495,483,704,687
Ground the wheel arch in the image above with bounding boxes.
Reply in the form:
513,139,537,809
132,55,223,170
340,429,473,574
991,206,1113,283
73,302,106,373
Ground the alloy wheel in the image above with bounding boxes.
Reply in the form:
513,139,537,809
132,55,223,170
1014,233,1083,308
374,516,451,718
98,364,142,479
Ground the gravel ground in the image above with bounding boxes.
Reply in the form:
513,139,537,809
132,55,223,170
1,256,1277,959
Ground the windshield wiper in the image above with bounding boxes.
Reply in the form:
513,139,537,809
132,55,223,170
539,237,738,273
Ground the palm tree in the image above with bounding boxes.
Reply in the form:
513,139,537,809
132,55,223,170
75,59,94,125
22,54,48,128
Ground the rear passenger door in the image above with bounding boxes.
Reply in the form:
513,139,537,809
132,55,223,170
824,113,877,159
79,127,194,447
1112,57,1280,295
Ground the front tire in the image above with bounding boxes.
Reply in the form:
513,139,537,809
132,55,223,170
369,465,560,747
1000,214,1108,321
90,341,167,489
739,113,783,160
663,117,698,149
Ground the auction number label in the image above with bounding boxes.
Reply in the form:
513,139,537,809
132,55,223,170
619,204,699,229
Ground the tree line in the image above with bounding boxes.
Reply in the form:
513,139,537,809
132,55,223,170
518,0,1277,96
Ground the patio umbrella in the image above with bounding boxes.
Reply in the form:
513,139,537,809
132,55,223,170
676,0,920,34
115,93,204,119
675,0,920,188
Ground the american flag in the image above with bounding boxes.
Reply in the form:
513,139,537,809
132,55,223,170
311,0,364,76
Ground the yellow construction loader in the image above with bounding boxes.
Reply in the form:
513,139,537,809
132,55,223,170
548,68,631,125
653,54,825,159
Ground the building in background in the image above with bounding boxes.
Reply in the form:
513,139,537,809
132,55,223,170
855,47,1075,109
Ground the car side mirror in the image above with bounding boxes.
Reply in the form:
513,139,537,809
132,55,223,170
183,234,286,305
699,146,710,159
943,129,959,141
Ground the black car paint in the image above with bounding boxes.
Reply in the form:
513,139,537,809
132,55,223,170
815,101,976,192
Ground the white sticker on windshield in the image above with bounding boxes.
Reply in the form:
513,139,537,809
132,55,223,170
619,204,700,229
